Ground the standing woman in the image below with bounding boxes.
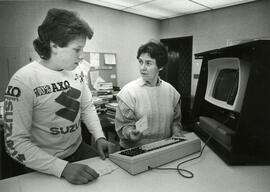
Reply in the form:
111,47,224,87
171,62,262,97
115,40,184,149
4,8,112,185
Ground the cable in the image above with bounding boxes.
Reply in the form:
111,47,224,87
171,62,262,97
148,117,231,178
148,134,211,178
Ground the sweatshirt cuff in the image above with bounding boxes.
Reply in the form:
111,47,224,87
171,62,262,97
92,131,106,142
50,158,69,178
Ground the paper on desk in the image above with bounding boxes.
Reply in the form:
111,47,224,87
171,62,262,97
136,115,148,132
84,158,118,176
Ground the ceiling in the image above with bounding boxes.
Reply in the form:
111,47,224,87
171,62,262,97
78,0,257,20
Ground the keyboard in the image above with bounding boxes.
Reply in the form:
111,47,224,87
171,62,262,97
119,137,186,157
109,132,201,175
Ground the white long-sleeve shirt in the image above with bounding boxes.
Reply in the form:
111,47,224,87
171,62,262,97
4,61,105,177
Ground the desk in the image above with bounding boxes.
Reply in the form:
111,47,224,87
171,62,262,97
0,146,269,192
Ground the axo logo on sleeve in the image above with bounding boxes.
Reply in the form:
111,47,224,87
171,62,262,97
5,86,21,101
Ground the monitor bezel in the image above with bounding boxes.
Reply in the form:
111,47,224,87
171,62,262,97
204,57,250,112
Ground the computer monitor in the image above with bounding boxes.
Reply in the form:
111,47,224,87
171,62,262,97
204,57,251,112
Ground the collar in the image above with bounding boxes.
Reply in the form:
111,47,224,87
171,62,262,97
138,77,162,87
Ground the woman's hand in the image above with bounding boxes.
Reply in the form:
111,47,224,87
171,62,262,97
127,129,143,141
172,131,185,138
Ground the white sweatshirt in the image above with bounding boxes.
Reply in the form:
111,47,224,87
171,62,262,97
115,78,182,148
4,61,104,177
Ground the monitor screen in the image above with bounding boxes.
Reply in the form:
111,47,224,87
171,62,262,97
213,69,239,105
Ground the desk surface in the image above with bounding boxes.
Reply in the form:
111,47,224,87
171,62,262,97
0,146,269,192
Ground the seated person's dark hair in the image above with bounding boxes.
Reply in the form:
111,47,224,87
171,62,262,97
137,40,168,69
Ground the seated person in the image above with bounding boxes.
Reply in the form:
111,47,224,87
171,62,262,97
115,40,184,149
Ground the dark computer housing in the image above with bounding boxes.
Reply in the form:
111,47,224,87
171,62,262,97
192,40,270,165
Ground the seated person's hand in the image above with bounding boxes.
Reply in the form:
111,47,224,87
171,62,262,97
127,129,142,141
172,131,185,138
96,138,116,159
61,163,99,185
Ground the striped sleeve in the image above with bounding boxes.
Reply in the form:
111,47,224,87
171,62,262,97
115,97,136,139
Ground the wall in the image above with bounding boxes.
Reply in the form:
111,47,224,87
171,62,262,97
0,0,160,100
2,0,270,99
160,0,270,96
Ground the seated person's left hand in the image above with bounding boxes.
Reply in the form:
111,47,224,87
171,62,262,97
127,129,143,142
96,138,116,159
172,131,185,138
